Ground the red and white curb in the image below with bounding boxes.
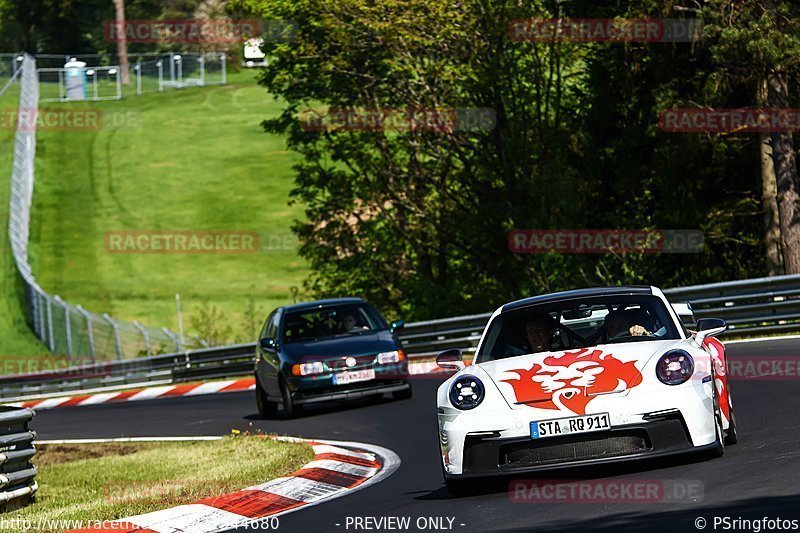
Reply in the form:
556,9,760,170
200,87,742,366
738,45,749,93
7,379,257,411
6,361,454,411
37,436,400,533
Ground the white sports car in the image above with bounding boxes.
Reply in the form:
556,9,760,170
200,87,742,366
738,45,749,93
436,286,736,495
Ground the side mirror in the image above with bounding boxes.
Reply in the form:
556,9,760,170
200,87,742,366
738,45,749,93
695,318,727,345
259,337,277,352
436,348,463,370
390,319,405,332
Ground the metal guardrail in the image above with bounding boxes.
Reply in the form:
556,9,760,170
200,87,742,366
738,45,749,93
0,407,37,511
2,274,799,400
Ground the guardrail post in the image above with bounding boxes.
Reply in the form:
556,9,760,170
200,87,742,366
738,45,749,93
220,53,226,85
133,321,151,355
45,294,54,352
103,313,123,361
134,62,141,95
54,296,72,362
162,327,181,353
36,290,46,342
76,305,96,363
198,55,205,86
156,60,163,92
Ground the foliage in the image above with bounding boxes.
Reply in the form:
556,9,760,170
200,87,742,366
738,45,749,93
231,0,800,319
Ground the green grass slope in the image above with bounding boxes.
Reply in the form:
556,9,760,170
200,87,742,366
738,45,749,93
20,70,306,347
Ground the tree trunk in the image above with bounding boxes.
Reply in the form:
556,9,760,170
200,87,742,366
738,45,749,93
768,68,800,274
757,77,784,275
113,0,130,84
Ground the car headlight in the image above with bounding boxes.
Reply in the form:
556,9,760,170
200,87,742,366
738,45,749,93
656,350,694,385
291,362,325,376
449,375,485,410
377,349,405,364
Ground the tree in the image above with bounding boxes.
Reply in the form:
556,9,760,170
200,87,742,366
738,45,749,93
112,0,131,83
700,0,800,273
234,0,781,318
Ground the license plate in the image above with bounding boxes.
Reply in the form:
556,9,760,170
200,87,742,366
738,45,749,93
531,412,611,439
332,369,375,385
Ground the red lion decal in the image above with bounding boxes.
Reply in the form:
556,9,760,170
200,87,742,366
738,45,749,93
501,348,643,415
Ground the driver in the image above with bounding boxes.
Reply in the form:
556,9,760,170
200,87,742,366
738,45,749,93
606,309,652,339
524,314,558,353
340,312,367,332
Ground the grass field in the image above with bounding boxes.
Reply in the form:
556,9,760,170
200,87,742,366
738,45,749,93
7,69,308,351
4,436,313,532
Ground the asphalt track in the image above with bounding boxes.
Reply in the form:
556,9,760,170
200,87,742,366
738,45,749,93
34,338,800,533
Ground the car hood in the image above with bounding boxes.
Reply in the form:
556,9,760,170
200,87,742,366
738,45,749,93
281,330,398,360
475,338,686,411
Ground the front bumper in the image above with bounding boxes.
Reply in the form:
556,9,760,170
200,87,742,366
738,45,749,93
445,414,711,479
292,379,410,404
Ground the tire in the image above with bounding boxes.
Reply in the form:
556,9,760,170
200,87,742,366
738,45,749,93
392,383,413,401
724,389,738,445
255,375,277,418
444,477,480,497
280,378,302,419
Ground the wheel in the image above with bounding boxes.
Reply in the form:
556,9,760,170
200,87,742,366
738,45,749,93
444,477,480,497
392,383,413,401
255,375,277,418
280,378,302,419
723,389,738,445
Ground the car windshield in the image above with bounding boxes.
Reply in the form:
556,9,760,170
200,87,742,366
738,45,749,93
476,294,681,363
282,303,387,343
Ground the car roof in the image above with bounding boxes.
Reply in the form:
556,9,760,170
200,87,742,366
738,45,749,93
502,286,654,312
282,297,366,312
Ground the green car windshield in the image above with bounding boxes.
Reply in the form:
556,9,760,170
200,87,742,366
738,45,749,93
282,304,387,343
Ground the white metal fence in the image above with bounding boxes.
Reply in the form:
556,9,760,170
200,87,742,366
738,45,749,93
7,54,189,365
30,52,226,100
132,52,227,94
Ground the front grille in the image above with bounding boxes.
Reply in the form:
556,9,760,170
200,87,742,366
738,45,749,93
502,431,650,467
325,355,376,370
